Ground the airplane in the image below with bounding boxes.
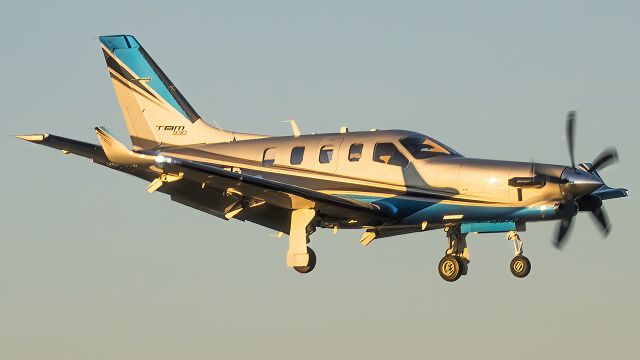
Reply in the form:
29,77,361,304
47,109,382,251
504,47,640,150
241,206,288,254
15,34,629,282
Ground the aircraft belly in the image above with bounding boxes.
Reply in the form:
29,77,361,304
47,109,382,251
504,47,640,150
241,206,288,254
399,202,559,225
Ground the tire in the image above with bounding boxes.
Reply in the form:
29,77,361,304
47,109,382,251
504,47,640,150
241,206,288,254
510,255,531,278
438,255,462,282
294,247,316,274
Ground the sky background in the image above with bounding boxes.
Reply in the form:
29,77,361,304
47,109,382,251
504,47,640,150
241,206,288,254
1,1,638,359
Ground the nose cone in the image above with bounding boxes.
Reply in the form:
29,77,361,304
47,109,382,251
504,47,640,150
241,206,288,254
561,167,604,198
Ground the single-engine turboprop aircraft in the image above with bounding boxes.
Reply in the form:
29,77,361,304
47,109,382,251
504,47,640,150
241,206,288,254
16,35,629,281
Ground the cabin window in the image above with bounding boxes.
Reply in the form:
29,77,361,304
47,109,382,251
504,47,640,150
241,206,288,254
348,143,363,162
319,145,334,164
290,146,305,165
262,148,277,166
373,143,408,167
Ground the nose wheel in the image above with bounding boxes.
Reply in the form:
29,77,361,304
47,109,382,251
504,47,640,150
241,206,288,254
510,255,531,278
508,231,531,278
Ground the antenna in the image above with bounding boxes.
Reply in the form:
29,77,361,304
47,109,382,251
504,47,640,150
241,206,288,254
282,120,301,137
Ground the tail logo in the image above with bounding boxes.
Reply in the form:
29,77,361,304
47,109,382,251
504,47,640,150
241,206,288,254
156,125,187,136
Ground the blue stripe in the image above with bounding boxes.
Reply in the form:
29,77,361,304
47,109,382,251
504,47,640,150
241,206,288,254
461,222,517,233
336,193,558,225
99,35,188,119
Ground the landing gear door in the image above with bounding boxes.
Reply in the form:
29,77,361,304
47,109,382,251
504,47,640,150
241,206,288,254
315,136,344,174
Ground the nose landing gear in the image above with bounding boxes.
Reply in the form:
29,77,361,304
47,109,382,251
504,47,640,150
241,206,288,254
508,231,531,278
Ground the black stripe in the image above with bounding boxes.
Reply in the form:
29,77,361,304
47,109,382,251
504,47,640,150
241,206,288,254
138,46,201,122
109,74,159,107
103,49,158,100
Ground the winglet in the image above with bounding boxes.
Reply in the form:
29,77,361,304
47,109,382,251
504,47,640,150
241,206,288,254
95,127,154,164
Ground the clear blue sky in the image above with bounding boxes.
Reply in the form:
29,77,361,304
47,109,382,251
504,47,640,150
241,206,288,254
1,1,638,359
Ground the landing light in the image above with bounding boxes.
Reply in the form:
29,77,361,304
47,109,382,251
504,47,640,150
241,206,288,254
155,155,172,163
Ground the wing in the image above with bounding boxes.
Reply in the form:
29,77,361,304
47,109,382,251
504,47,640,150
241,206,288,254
16,134,395,233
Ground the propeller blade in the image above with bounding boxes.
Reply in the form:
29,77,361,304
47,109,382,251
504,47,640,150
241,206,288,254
589,148,619,173
566,111,576,169
554,216,574,248
590,205,611,236
530,159,536,178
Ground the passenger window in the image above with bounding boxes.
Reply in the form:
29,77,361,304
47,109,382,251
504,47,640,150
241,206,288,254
319,145,334,164
373,143,408,167
348,143,363,162
262,148,277,166
290,146,305,165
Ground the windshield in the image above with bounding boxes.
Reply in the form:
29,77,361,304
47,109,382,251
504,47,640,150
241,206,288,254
399,136,460,159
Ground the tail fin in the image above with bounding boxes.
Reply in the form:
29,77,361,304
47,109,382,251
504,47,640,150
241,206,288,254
99,35,264,149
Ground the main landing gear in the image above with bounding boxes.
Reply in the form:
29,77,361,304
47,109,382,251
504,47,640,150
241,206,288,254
438,255,465,282
438,226,470,282
287,209,318,274
508,231,531,278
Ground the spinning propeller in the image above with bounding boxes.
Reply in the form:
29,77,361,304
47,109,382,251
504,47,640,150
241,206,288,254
552,111,619,248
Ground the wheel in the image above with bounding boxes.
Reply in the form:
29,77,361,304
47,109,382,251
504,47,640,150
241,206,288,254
294,247,316,274
438,255,463,282
510,255,531,278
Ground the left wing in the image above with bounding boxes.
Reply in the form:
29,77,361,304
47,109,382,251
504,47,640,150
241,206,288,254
16,134,396,233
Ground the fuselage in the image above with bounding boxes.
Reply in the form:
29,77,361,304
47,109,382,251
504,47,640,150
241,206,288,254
156,129,569,228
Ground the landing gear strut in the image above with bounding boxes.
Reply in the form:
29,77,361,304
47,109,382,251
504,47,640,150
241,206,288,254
508,231,531,278
287,209,317,274
438,226,469,282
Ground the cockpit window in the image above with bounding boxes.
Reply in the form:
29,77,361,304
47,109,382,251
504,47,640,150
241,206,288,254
399,137,458,159
373,143,408,167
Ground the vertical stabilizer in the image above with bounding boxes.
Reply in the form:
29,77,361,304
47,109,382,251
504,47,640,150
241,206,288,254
99,35,265,149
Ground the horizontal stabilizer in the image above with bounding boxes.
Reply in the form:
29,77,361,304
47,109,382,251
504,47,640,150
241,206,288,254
95,127,154,164
15,133,106,161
